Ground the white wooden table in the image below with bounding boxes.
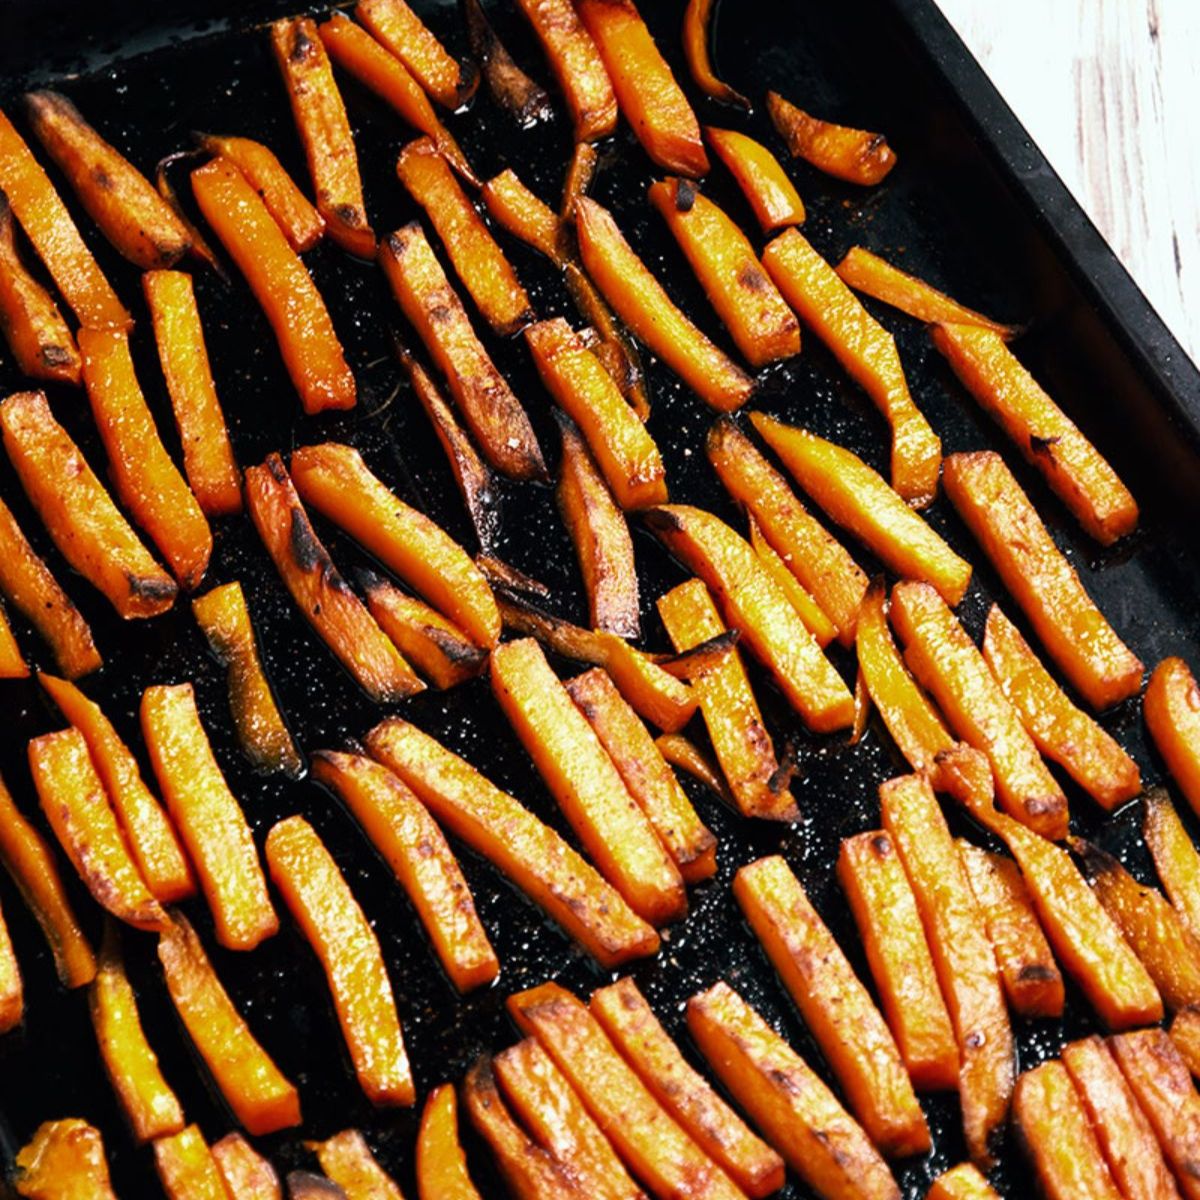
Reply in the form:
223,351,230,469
937,0,1200,364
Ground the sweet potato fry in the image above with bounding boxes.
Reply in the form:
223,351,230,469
0,770,94,988
566,668,717,882
491,638,685,924
153,151,223,276
143,270,241,518
0,896,21,1033
982,606,1140,808
707,418,866,645
577,0,707,176
767,91,896,186
957,840,1064,1018
926,1164,1000,1200
682,0,749,109
835,247,1018,337
366,716,658,965
483,169,567,264
1144,789,1200,935
944,451,1142,709
509,981,745,1200
589,976,782,1197
0,604,26,677
312,749,497,992
418,1085,482,1200
0,390,176,619
307,1131,403,1199
560,141,598,222
705,127,804,233
28,728,167,931
14,1120,118,1200
39,673,193,903
687,980,900,1200
1146,657,1200,816
396,137,532,335
140,682,278,952
1062,1035,1182,1200
526,318,666,509
212,1134,282,1200
890,581,1068,840
649,179,800,368
271,16,373,257
1174,1008,1200,1078
837,831,958,1092
356,0,476,110
0,196,80,385
576,197,753,411
465,0,553,129
156,1124,247,1200
646,504,855,732
746,517,836,647
0,108,129,330
654,733,732,804
878,773,1013,1167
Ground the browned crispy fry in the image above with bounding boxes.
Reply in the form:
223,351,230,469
1144,789,1200,935
153,150,224,275
212,1133,282,1200
767,91,896,185
1145,657,1200,817
705,127,804,233
14,1120,118,1199
682,0,749,109
464,0,553,128
306,1130,404,1199
560,141,598,222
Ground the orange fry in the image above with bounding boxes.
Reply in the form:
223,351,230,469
767,91,896,186
307,1130,404,1199
1145,656,1200,817
655,733,732,803
0,893,19,1032
417,1084,483,1200
705,127,804,233
356,0,476,110
483,169,567,264
1172,1008,1200,1079
0,604,26,678
14,1120,118,1199
926,1164,1000,1200
1144,789,1200,935
212,1133,282,1200
682,0,749,109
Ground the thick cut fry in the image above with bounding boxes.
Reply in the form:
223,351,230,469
557,416,641,638
266,815,413,1106
245,455,423,701
79,327,211,591
509,982,746,1200
313,749,497,992
28,728,167,931
735,855,928,1157
191,157,356,413
307,1130,404,1199
143,270,241,517
931,322,1137,544
890,581,1068,840
514,0,617,141
483,170,567,264
380,224,545,479
767,92,896,185
647,505,854,732
396,138,532,335
90,924,183,1143
591,976,784,1197
140,682,278,951
649,179,799,368
356,0,476,110
925,1164,999,1200
835,247,1018,338
576,198,753,411
836,831,958,1092
1144,789,1200,935
1146,657,1200,816
566,668,717,882
682,0,749,109
14,1120,118,1200
687,981,900,1200
878,774,1013,1167
491,638,685,925
526,318,666,509
0,895,20,1032
366,717,658,965
0,197,80,384
747,517,836,646
25,90,190,269
982,606,1140,808
944,451,1142,709
705,127,804,233
0,770,95,988
1013,1061,1123,1200
707,418,866,644
0,391,176,619
0,109,129,330
465,0,553,129
154,1124,235,1200
493,1038,642,1200
957,840,1064,1018
761,233,940,505
1062,1035,1182,1200
213,1134,281,1200
418,1085,482,1200
271,17,373,257
199,134,324,251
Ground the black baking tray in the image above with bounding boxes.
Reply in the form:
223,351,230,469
2,1,1200,1196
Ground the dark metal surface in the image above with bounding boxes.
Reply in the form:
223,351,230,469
1,1,1199,1196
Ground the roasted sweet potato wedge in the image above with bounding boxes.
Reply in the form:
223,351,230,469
706,126,804,233
155,1126,241,1200
14,1120,118,1200
417,1085,483,1200
1145,657,1200,816
157,912,300,1136
0,391,176,619
682,0,749,109
141,682,278,952
307,1130,404,1199
0,894,21,1033
767,91,896,185
926,1165,1000,1200
687,980,901,1200
1144,789,1200,935
356,0,476,110
212,1133,283,1200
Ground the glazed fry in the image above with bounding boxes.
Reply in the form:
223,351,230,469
1144,789,1200,935
705,127,804,233
366,716,659,966
483,169,567,264
0,893,19,1032
212,1134,282,1200
465,0,554,128
356,0,476,110
313,749,497,992
767,91,896,185
1145,657,1200,816
307,1130,404,1199
560,141,598,222
687,980,901,1200
746,517,836,646
926,1165,1000,1200
649,179,800,368
141,682,279,952
244,454,424,702
0,391,176,619
158,912,300,1136
417,1085,483,1200
682,0,749,109
271,16,374,257
14,1120,118,1199
576,197,753,411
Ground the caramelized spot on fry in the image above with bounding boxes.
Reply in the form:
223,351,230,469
767,91,896,185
